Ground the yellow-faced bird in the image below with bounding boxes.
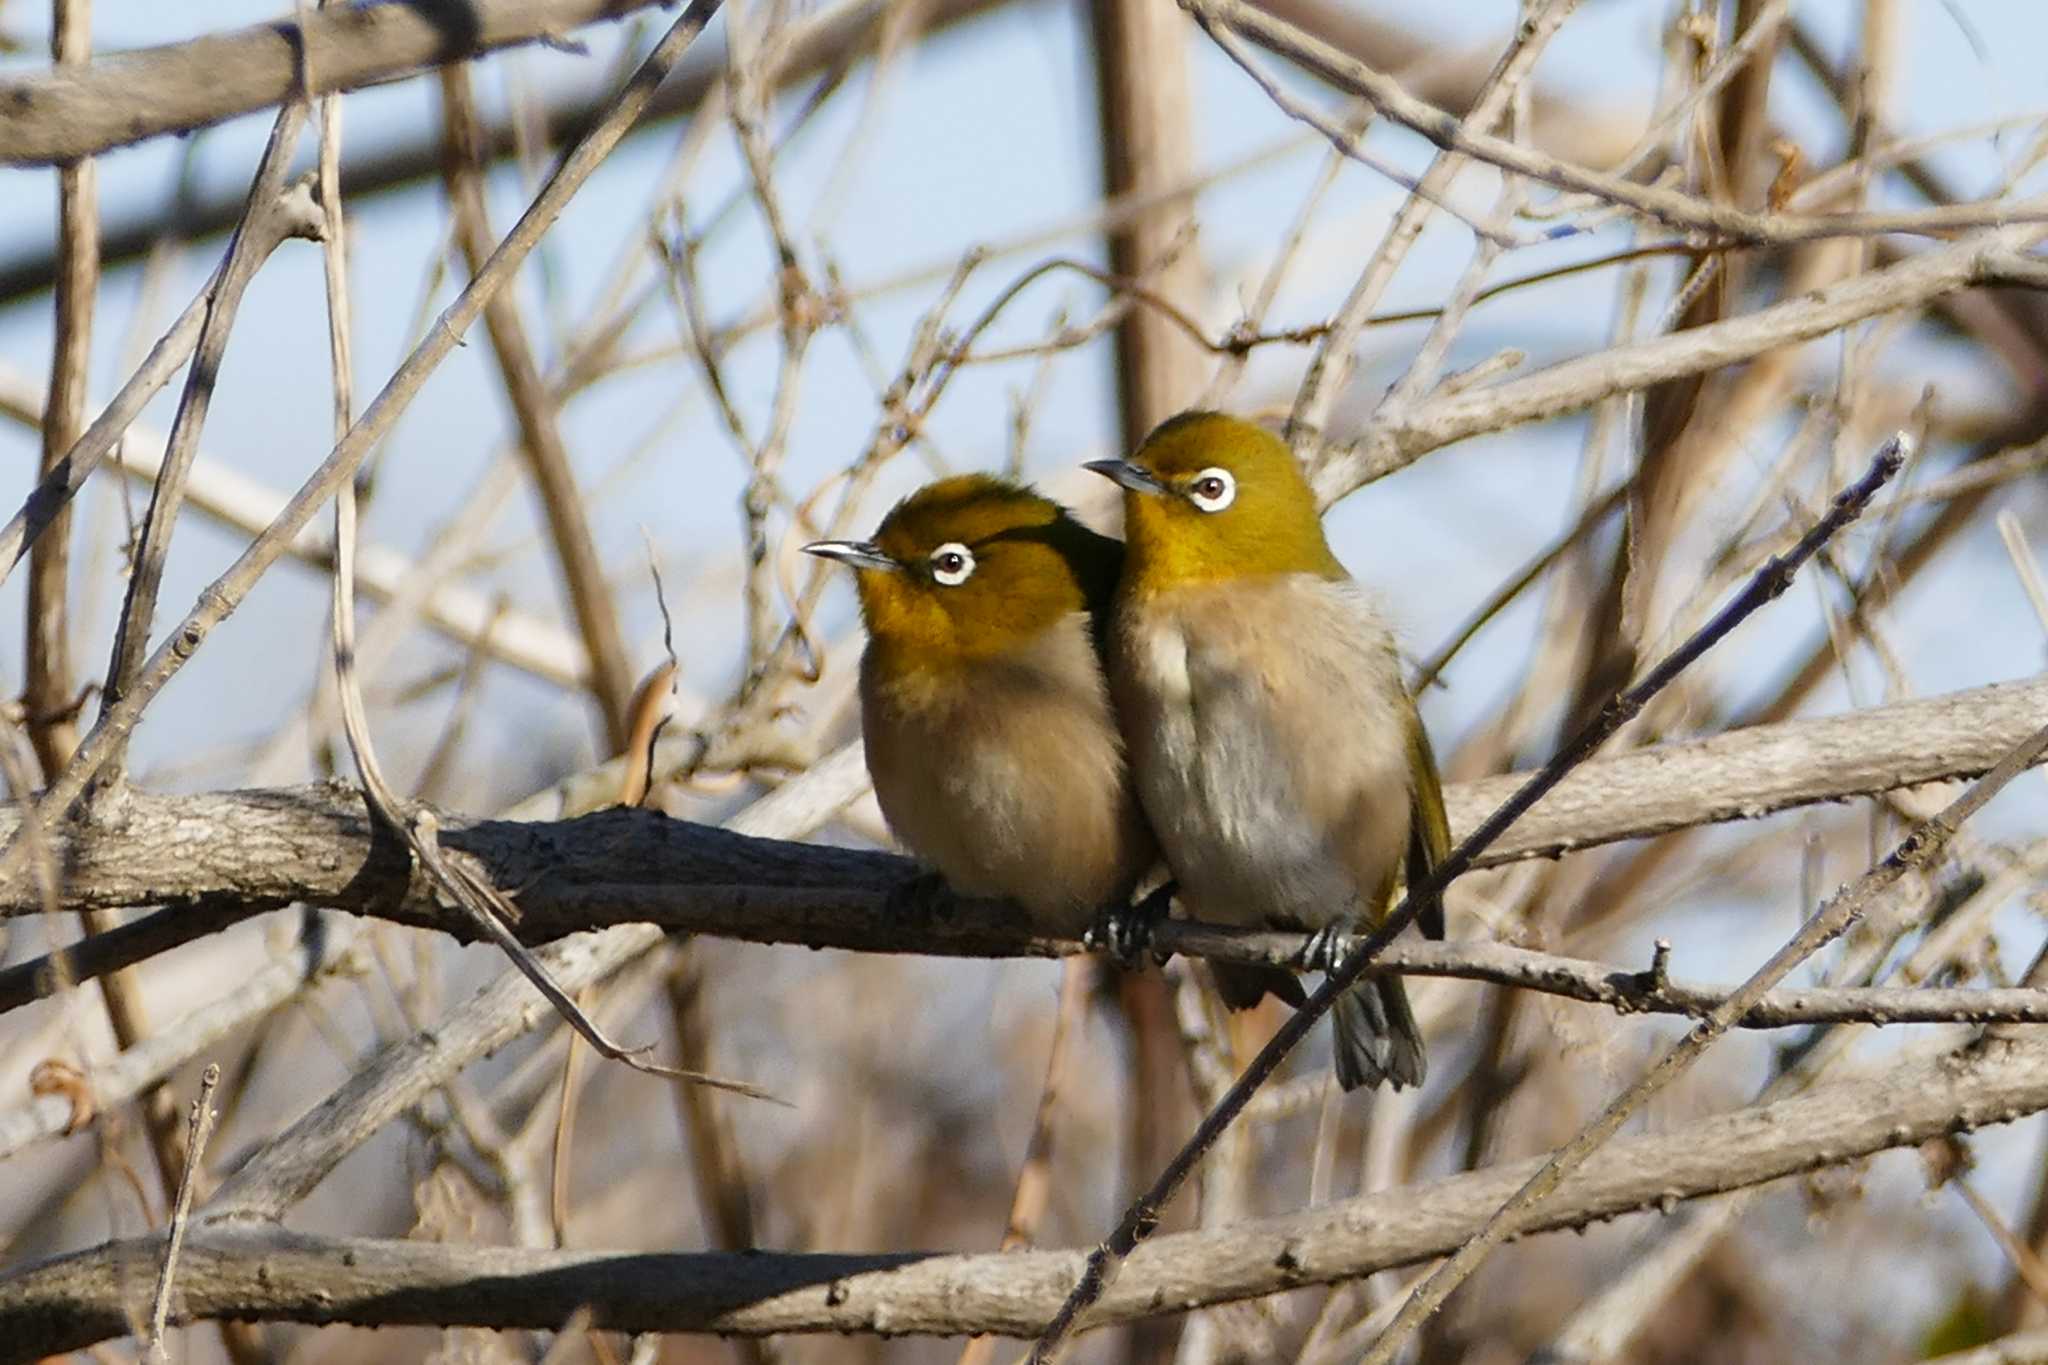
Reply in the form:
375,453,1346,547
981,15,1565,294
1088,412,1450,1091
805,475,1156,937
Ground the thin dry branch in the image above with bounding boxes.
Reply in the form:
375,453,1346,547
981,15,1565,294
1197,0,2048,246
0,899,264,1014
1271,0,1577,449
0,0,683,164
143,1064,219,1363
1317,225,2048,499
24,0,95,778
0,356,624,693
0,192,324,592
8,1031,2048,1355
98,98,315,765
0,920,363,1159
438,61,635,747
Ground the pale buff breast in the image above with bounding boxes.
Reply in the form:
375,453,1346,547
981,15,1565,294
860,612,1154,935
1112,573,1412,933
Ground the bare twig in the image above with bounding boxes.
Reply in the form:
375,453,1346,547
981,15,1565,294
0,921,361,1159
1317,229,2046,500
0,371,595,687
1956,1176,2048,1314
663,953,765,1256
438,61,636,748
0,899,263,1014
1198,0,2048,246
1276,0,1578,453
96,97,315,780
420,807,782,1100
24,0,95,778
143,1064,220,1363
0,201,318,592
1410,479,1630,692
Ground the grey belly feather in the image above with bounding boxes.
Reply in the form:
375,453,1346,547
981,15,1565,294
1144,626,1362,933
1121,575,1425,1091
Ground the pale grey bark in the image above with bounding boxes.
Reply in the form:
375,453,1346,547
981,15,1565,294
0,0,675,164
4,1033,2045,1357
4,676,2039,926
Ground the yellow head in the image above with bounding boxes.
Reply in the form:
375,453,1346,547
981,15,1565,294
804,474,1121,670
1087,411,1342,593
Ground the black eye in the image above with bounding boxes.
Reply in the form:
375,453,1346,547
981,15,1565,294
1194,477,1225,499
936,552,965,574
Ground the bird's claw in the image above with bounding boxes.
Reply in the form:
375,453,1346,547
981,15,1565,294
884,870,951,920
1296,925,1345,974
1085,882,1175,968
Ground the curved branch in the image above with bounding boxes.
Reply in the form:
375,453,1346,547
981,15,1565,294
4,1034,2047,1356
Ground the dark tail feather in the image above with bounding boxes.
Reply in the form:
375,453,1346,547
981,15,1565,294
1332,975,1426,1091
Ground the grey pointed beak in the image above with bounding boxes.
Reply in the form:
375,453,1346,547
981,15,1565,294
802,540,899,573
1085,458,1170,496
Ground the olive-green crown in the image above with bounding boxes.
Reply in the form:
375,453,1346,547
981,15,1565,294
1116,412,1342,591
844,474,1121,666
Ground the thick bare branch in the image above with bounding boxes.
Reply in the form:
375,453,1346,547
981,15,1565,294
4,675,2038,923
0,0,680,165
6,1033,2048,1355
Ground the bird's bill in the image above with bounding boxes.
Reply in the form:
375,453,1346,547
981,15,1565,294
1084,458,1170,496
801,540,900,573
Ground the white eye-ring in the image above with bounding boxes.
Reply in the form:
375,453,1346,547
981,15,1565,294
1186,467,1236,513
929,542,976,586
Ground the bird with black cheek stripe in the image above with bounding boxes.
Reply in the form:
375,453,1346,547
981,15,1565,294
805,475,1157,938
1089,412,1451,1091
